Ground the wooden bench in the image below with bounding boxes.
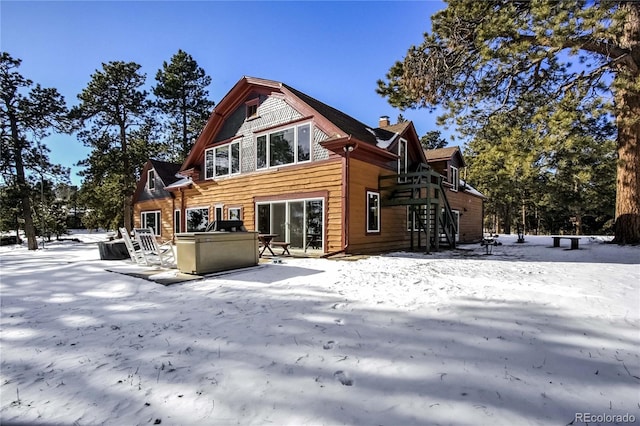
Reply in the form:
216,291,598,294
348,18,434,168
552,236,581,250
270,241,291,256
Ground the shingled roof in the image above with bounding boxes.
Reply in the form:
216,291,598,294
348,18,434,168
149,159,182,186
379,121,411,135
424,146,461,161
283,83,397,147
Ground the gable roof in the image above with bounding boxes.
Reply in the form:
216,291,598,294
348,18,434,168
282,83,396,147
183,76,405,171
380,121,411,135
424,146,466,167
149,159,182,186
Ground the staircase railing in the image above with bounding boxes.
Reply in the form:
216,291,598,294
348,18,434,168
437,175,457,249
380,163,456,252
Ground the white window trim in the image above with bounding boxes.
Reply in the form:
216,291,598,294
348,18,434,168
450,166,459,192
141,210,161,236
147,169,155,190
407,205,428,231
255,122,312,170
185,206,210,232
398,139,408,183
174,209,181,234
228,207,242,221
205,139,241,180
366,191,381,233
214,204,224,222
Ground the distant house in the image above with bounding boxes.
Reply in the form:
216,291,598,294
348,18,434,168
132,76,484,254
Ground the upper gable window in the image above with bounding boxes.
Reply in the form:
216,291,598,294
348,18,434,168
449,166,459,191
147,169,155,190
205,140,241,180
397,139,407,183
256,123,311,170
246,98,259,120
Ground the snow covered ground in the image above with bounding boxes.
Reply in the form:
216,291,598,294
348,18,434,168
1,232,638,425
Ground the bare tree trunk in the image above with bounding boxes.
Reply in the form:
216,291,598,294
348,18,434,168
613,3,640,244
120,123,133,233
613,99,640,244
8,110,38,250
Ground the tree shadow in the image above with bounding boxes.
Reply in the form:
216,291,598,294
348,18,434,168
388,236,640,265
1,248,638,425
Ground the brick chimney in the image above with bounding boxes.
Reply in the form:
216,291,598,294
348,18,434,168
379,115,390,127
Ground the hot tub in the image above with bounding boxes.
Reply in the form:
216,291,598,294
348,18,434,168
175,221,259,275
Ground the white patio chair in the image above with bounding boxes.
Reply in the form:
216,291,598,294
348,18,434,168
119,227,146,265
133,227,176,268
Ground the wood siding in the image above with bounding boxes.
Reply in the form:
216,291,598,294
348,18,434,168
447,189,484,243
140,159,344,252
346,158,413,254
133,197,175,243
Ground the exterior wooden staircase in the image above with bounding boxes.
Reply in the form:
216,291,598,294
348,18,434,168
379,163,457,253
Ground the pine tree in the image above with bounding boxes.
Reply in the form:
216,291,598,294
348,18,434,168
154,50,214,162
72,61,149,232
0,52,69,249
377,1,640,243
420,130,448,150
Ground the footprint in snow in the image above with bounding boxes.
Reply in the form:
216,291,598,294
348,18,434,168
334,319,344,326
323,340,335,350
334,370,353,386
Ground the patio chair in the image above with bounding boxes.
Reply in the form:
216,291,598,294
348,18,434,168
119,227,146,265
133,227,176,268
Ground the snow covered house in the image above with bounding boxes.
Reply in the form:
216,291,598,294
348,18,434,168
132,76,484,255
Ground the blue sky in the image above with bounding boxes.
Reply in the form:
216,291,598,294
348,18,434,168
2,1,446,186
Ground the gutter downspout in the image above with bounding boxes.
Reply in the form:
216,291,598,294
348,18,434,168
171,194,176,244
180,187,185,229
323,137,356,258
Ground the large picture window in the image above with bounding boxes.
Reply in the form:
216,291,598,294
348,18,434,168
205,140,240,179
185,207,209,232
366,191,380,233
141,211,161,235
256,123,311,170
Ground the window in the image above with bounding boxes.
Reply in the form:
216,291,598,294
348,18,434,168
256,123,311,169
366,191,380,233
407,205,428,231
185,207,209,232
246,98,259,119
147,169,155,190
256,198,324,250
174,210,181,234
214,204,223,222
450,166,459,191
205,140,240,179
141,211,161,235
398,139,407,182
228,207,241,221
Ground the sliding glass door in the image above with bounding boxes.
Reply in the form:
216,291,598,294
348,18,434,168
256,198,324,250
